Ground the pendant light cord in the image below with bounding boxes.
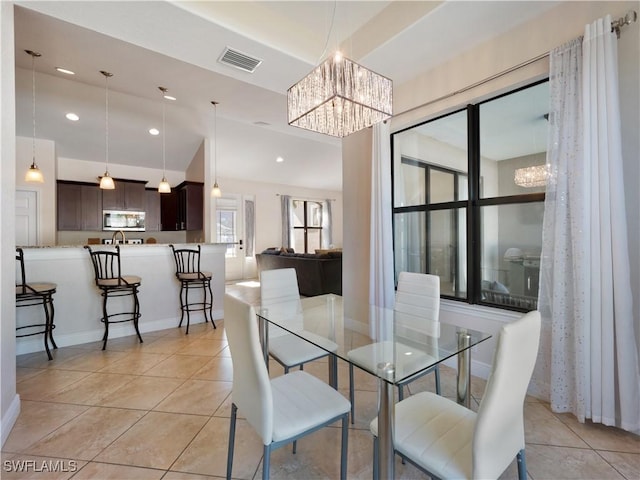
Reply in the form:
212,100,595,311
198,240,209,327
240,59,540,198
162,92,166,176
105,75,109,169
31,53,37,164
214,102,217,182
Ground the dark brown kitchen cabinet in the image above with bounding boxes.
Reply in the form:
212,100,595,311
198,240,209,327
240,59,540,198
102,179,146,211
160,181,203,231
57,181,101,231
145,189,161,232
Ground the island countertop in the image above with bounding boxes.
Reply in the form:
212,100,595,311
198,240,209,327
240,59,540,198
16,244,226,355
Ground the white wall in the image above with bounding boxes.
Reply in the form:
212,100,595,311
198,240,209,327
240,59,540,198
343,0,640,398
1,0,19,448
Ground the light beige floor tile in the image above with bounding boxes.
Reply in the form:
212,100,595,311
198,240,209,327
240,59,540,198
71,461,165,479
175,338,227,357
163,471,218,480
52,350,131,372
17,369,92,401
348,389,379,430
171,416,262,479
98,376,184,410
139,337,198,355
216,345,232,358
191,356,233,381
45,372,136,405
526,444,626,479
598,451,640,480
25,406,145,460
153,379,232,416
144,355,209,378
16,367,46,383
524,402,589,447
558,415,640,454
0,453,86,480
94,411,208,469
98,352,171,375
212,393,244,419
2,401,89,453
16,348,87,369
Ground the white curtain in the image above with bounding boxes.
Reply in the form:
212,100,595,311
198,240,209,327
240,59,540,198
321,199,332,248
280,195,293,249
540,16,640,432
369,122,395,309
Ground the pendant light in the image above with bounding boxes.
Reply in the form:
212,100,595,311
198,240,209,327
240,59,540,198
99,70,115,189
24,50,44,183
210,101,222,198
157,87,171,193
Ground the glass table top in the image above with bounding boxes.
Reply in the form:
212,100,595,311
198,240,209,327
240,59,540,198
257,294,491,385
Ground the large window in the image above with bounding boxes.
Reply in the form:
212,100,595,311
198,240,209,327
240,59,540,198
292,200,323,253
392,81,547,311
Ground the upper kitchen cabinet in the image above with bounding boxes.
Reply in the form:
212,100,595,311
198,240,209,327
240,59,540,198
145,189,161,232
57,181,101,231
102,179,147,211
160,181,203,231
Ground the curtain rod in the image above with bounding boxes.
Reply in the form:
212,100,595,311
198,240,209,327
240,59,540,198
276,194,336,202
390,9,637,121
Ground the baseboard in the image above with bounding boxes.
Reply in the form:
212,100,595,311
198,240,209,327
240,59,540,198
1,394,20,448
441,355,492,381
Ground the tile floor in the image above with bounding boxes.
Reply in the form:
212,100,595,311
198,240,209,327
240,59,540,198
2,283,639,479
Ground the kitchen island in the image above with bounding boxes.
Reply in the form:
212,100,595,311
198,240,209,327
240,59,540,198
15,243,226,355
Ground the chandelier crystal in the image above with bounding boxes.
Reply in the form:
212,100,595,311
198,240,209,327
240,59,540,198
287,53,392,138
514,165,549,188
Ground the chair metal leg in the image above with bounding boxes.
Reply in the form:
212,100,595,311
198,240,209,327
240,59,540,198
226,403,237,480
434,364,441,395
517,449,527,480
262,444,271,480
101,291,109,350
349,364,355,424
292,440,297,454
206,279,216,328
178,283,186,328
372,435,379,480
185,282,191,334
41,297,53,360
398,384,404,402
46,295,58,349
340,414,349,480
133,287,143,343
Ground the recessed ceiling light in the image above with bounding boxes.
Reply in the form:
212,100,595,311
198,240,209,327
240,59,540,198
163,95,176,101
276,156,284,163
149,128,160,136
65,113,79,121
55,67,75,75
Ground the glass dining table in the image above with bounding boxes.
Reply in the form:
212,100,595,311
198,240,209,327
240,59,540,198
256,294,491,480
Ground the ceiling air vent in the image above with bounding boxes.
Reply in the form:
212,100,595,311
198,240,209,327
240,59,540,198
218,47,262,73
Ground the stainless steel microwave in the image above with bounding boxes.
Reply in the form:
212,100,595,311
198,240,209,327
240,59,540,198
102,210,146,231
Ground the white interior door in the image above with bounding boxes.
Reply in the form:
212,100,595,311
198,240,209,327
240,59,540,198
216,194,256,281
16,189,38,246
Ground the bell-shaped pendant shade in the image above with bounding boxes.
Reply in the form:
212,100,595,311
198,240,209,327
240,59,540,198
25,163,44,183
158,177,171,193
100,171,115,190
211,182,222,198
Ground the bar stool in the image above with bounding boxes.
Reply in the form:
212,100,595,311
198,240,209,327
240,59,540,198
85,245,142,350
169,244,215,334
15,248,57,360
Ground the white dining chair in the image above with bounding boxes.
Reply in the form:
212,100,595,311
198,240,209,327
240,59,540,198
370,310,541,480
348,272,441,423
260,268,339,380
224,293,351,480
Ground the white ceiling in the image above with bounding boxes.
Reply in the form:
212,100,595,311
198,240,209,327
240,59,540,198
13,1,560,191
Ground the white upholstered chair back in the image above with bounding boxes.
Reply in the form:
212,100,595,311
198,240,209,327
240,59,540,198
472,310,541,479
395,272,440,334
260,268,300,305
224,293,274,445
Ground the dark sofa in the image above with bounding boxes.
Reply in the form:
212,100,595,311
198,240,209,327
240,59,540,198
256,249,342,297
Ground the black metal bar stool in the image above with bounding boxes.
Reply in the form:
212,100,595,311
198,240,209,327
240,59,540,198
15,248,57,360
85,245,142,350
169,244,215,334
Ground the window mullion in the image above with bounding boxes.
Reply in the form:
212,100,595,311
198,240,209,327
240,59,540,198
467,104,481,304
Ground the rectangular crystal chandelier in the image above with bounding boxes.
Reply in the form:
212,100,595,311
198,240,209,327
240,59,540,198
514,165,549,188
287,54,392,138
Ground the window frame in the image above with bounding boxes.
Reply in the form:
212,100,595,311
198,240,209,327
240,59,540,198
391,79,547,312
292,199,323,253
